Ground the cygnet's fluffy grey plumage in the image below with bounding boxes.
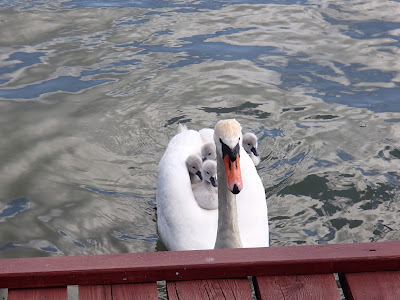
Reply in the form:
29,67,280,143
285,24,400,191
192,160,218,210
201,142,217,161
243,132,260,166
185,155,203,183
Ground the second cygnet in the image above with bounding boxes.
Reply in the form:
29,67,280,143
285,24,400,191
201,142,216,162
186,155,203,183
192,160,218,210
243,132,260,166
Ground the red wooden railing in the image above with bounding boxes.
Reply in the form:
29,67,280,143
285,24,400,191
1,241,400,299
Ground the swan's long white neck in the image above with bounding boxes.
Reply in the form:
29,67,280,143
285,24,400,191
214,153,243,249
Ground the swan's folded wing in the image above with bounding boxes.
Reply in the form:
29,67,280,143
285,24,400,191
156,129,218,251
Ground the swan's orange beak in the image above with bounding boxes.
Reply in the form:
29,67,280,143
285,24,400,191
223,154,243,194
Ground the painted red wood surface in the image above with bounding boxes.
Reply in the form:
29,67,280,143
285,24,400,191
0,241,399,289
167,278,252,300
254,274,341,300
340,271,400,300
8,287,67,300
79,283,158,300
112,283,158,300
79,284,112,300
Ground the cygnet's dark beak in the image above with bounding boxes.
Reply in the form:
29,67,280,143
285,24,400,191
196,170,203,181
251,147,259,157
210,176,218,187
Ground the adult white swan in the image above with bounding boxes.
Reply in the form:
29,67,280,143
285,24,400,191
156,119,269,250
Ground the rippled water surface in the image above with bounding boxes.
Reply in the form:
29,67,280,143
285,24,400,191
0,0,399,258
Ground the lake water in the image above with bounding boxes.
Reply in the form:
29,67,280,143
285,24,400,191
0,0,399,259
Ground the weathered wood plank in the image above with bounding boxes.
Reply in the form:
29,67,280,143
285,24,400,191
79,284,112,300
167,278,252,300
112,283,158,300
0,241,399,289
254,274,341,300
340,271,400,300
8,287,67,300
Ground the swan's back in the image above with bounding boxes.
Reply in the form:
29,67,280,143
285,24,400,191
156,129,217,250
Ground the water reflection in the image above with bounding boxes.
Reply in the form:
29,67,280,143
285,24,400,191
0,198,30,222
0,0,399,257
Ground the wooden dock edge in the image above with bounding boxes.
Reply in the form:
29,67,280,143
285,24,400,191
0,241,399,289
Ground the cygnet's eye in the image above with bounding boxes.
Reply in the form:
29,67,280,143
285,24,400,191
248,143,251,146
192,166,196,169
208,152,211,156
206,172,209,175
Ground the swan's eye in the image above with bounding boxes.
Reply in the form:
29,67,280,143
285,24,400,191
248,143,251,146
206,172,209,175
208,153,211,156
192,166,196,169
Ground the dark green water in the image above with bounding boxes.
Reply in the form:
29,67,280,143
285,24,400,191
0,0,399,258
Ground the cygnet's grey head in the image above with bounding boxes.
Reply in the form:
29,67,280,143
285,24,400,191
243,132,259,157
243,132,260,166
202,160,217,187
186,155,203,181
201,142,217,161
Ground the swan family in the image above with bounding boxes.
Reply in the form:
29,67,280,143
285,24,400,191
156,119,269,250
